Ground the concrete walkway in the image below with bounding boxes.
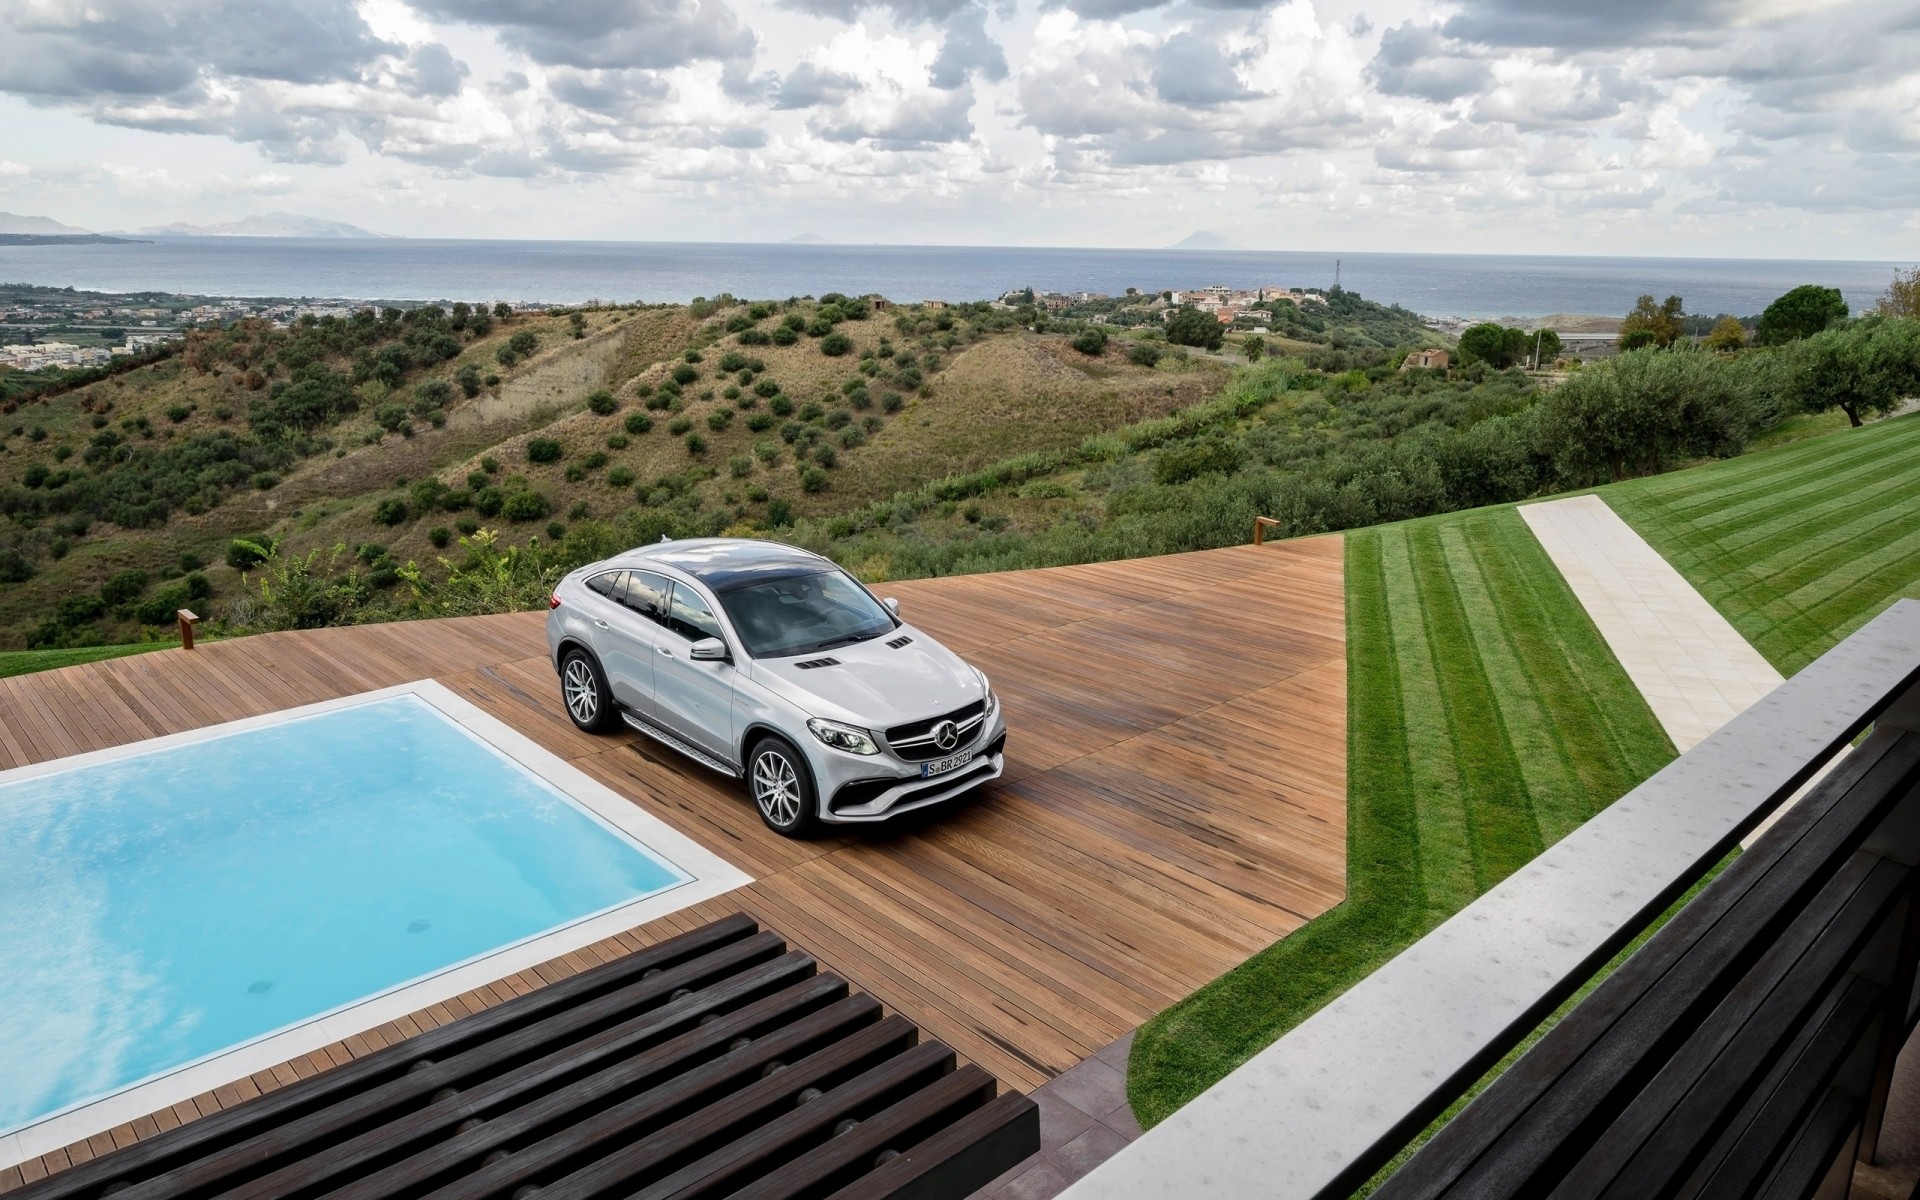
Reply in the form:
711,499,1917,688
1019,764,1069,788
1517,494,1783,753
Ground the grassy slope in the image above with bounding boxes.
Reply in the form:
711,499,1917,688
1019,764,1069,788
1127,506,1676,1124
1607,412,1920,675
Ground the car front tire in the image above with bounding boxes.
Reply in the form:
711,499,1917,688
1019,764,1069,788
559,648,620,733
748,735,819,837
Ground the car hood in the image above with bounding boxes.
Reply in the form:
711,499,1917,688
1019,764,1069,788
749,625,983,727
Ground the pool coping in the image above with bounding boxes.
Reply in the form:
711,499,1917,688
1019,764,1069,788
0,679,752,1172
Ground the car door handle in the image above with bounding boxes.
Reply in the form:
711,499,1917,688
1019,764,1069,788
657,645,674,657
593,619,609,629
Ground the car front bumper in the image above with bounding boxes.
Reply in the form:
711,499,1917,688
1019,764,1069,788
809,720,1007,824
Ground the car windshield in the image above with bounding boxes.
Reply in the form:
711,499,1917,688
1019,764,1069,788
718,569,894,658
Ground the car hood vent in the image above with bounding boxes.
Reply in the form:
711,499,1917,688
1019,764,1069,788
794,657,841,669
886,635,914,649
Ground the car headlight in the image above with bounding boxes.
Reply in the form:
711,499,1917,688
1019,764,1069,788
807,717,880,755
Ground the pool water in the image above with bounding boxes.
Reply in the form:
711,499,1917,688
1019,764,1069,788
0,694,686,1131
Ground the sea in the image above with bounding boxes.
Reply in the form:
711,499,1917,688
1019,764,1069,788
0,238,1906,320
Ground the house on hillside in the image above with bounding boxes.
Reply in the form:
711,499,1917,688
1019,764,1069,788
1401,348,1450,371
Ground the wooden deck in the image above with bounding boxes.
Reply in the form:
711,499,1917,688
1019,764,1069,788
0,536,1346,1192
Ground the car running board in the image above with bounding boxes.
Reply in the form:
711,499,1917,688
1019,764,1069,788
621,711,743,778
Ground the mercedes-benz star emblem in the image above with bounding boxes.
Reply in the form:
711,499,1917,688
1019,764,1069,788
932,720,959,751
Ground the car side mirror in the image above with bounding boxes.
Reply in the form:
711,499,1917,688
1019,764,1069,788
689,637,730,662
883,597,900,617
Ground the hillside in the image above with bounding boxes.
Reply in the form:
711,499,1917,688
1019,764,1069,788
0,294,1233,648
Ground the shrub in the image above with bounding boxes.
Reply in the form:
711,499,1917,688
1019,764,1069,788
457,517,480,534
799,401,824,422
527,438,563,463
502,491,550,521
814,444,838,468
825,408,852,429
1154,438,1243,485
227,537,272,570
672,363,699,385
801,467,828,492
625,411,653,435
375,403,410,434
847,386,871,410
685,433,708,455
668,415,693,435
1127,342,1164,367
167,403,192,423
586,389,618,415
881,391,905,413
582,451,609,469
467,469,490,490
101,569,149,607
608,465,636,487
1071,327,1109,356
607,433,630,449
180,551,205,572
708,408,734,431
771,325,799,346
374,497,410,526
253,472,280,490
820,332,853,357
719,351,750,371
739,328,771,346
456,363,483,397
754,378,781,398
728,454,754,477
547,521,566,540
474,486,505,516
770,395,794,416
767,498,793,524
429,526,452,548
481,455,500,473
745,411,774,431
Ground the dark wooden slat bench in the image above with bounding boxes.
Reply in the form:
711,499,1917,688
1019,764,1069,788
17,915,1038,1200
1375,723,1920,1200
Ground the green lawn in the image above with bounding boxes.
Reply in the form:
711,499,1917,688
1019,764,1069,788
1126,507,1677,1125
0,641,170,680
1608,413,1920,675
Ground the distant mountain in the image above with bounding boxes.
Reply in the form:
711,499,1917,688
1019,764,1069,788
1170,230,1244,251
0,233,145,246
0,212,90,235
133,212,394,239
783,233,831,244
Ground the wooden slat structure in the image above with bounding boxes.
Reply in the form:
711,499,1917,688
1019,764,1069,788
8,914,1039,1200
0,537,1347,1191
1376,678,1920,1198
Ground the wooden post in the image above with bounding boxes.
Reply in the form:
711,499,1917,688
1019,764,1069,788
177,609,201,650
1252,517,1281,546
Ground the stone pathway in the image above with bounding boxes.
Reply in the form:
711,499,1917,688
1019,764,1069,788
972,1034,1142,1199
1517,494,1783,753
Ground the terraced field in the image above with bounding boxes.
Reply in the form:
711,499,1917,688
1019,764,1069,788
1608,413,1920,675
1127,507,1675,1125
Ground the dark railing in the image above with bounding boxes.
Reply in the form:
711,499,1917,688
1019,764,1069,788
1064,599,1920,1200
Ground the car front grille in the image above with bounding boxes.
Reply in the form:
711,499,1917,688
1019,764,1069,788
884,699,988,762
830,759,999,813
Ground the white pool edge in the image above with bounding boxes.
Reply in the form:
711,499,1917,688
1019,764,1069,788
0,679,752,1172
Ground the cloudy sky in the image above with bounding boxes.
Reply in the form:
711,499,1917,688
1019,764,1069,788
2,0,1918,255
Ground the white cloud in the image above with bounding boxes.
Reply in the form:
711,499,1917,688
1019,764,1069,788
0,0,1914,253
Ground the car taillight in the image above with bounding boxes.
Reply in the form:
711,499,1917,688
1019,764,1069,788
549,593,562,609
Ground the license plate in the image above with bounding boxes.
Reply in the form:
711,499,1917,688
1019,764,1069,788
921,749,974,778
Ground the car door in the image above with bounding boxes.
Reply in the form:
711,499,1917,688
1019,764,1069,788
652,579,738,763
582,570,658,714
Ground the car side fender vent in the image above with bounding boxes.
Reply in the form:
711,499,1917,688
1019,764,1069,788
794,657,841,669
886,635,914,649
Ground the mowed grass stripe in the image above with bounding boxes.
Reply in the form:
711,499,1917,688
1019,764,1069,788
1381,526,1477,912
1610,414,1920,675
1643,416,1920,528
1127,511,1673,1126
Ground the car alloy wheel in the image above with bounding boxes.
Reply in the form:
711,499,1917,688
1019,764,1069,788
563,657,600,724
753,748,804,827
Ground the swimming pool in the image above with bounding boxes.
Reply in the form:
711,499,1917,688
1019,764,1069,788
0,681,748,1165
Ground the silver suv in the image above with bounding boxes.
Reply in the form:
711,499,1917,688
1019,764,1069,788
546,538,1006,836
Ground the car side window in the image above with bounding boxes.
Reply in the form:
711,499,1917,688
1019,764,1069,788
624,571,671,625
667,582,724,643
586,571,619,598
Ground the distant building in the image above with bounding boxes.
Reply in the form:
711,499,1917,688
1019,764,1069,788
922,299,948,309
1401,348,1450,371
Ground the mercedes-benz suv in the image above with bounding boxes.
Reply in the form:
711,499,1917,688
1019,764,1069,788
546,538,1006,836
